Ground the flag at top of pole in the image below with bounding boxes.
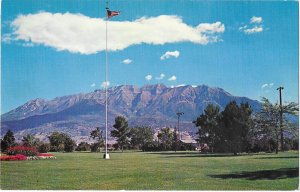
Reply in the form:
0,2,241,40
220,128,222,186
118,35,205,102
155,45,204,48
107,9,120,19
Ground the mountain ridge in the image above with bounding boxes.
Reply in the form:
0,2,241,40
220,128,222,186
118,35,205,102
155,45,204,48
1,84,261,141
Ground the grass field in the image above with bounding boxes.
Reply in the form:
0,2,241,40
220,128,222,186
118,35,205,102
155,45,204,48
0,151,298,190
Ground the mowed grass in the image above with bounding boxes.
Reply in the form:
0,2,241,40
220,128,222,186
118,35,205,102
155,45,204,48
0,151,298,190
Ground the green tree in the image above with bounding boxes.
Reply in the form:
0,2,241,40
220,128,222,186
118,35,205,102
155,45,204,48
90,127,104,152
75,142,91,151
64,137,76,152
111,116,130,152
157,127,174,151
48,132,75,152
193,104,221,152
130,126,154,151
221,101,252,155
22,134,40,147
254,97,298,153
1,130,16,152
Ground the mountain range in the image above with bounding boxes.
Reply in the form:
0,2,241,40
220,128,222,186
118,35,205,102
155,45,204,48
1,84,261,142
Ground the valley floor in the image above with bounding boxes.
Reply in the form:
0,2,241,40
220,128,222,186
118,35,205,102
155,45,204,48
0,151,299,190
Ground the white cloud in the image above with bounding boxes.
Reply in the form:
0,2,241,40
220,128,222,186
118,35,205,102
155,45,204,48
101,81,110,88
168,75,177,81
155,73,165,80
244,26,263,34
2,34,12,43
240,16,264,34
250,16,263,24
261,83,274,89
122,59,132,64
145,75,152,81
176,84,185,87
9,12,225,54
90,83,96,87
192,85,197,88
160,50,180,60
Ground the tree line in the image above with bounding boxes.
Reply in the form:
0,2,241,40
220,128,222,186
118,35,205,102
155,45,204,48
194,98,298,155
1,97,298,154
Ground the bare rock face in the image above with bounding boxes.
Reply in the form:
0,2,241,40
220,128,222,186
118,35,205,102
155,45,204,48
1,84,260,141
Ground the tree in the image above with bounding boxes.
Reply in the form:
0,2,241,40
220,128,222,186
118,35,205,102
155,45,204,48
1,130,16,152
254,97,298,153
111,116,131,152
22,134,40,147
64,137,76,152
38,143,51,153
90,127,104,152
193,104,221,152
221,101,252,155
157,127,174,151
76,142,91,151
48,132,75,152
130,126,154,151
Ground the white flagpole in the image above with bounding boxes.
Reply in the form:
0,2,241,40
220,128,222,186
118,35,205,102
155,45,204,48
104,1,110,159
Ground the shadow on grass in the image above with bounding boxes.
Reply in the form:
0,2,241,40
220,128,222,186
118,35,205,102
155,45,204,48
208,168,299,180
147,152,240,158
254,156,299,159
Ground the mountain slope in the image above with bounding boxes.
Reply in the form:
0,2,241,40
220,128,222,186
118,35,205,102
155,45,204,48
1,84,260,141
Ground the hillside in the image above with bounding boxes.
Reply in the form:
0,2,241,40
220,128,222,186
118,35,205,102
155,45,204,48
1,84,260,142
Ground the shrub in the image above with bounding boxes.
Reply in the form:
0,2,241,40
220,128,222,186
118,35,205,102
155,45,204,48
90,143,101,152
76,142,91,151
0,154,27,161
64,137,76,152
6,146,38,156
50,144,64,152
38,143,51,153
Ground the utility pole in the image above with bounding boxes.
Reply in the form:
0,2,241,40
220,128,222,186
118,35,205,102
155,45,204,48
277,86,284,152
176,112,184,140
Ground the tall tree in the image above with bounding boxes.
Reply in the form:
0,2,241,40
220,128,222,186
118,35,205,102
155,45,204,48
157,127,174,151
90,127,104,152
22,134,40,147
193,104,221,152
221,101,252,155
130,126,154,151
254,97,298,153
1,130,16,151
111,116,130,152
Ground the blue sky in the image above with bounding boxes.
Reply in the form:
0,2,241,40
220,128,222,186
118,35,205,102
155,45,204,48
1,0,299,113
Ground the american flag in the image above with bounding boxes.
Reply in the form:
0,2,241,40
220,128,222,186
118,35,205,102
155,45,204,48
107,10,120,19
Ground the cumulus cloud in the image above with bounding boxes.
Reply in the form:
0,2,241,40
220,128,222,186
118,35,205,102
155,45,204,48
261,83,274,89
244,26,263,34
250,16,263,24
101,81,110,88
122,59,132,64
145,75,152,81
90,83,96,87
168,75,177,81
240,16,264,34
8,12,225,54
155,73,165,80
160,50,180,60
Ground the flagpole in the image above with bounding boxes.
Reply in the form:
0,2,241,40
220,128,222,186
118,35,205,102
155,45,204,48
104,1,110,160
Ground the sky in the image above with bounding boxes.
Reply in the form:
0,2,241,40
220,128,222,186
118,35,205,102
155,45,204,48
1,0,299,114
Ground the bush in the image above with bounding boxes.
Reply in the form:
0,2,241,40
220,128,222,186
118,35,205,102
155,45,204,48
38,143,51,153
50,144,64,152
75,142,91,151
0,154,27,161
6,146,38,156
64,137,76,152
90,143,101,152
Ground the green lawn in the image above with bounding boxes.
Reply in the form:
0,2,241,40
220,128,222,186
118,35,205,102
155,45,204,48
0,151,298,190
